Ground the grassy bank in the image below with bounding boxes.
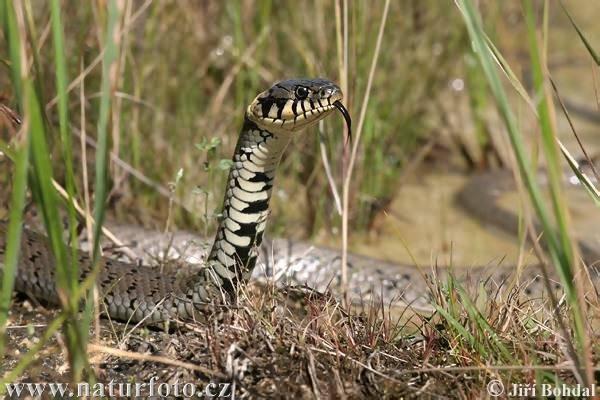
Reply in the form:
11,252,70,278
1,0,599,397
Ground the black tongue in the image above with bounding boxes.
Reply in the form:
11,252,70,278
333,100,352,145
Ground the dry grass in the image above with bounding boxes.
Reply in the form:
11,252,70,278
2,1,600,397
2,269,596,398
0,1,466,235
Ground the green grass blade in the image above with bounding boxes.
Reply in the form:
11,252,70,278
560,1,600,65
456,0,593,385
455,0,560,259
50,0,94,368
24,62,90,381
24,80,78,312
483,14,600,208
523,0,573,266
455,285,514,363
434,304,488,358
92,0,120,258
51,0,79,289
523,0,591,384
0,129,29,355
483,35,537,115
0,127,29,355
1,1,22,105
0,312,66,392
0,0,27,356
0,1,31,358
557,140,600,206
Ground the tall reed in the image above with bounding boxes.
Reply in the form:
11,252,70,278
455,0,594,385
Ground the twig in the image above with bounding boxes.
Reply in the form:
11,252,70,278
318,121,342,215
306,350,321,398
308,346,404,385
51,179,138,260
550,77,600,182
88,343,226,378
79,62,94,255
341,0,391,303
69,123,192,213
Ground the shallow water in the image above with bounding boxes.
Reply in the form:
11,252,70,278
347,172,524,268
320,132,600,271
317,172,523,271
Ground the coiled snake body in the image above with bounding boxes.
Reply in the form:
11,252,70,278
1,79,600,323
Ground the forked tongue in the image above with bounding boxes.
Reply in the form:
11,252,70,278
333,100,352,146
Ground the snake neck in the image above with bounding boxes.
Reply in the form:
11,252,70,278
206,115,291,287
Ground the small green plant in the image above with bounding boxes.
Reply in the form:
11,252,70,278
192,136,234,235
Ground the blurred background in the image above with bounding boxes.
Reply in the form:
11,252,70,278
1,1,598,268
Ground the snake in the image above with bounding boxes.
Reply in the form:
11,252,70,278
0,78,352,323
1,78,600,324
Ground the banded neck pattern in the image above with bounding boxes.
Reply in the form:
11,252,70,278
207,117,291,285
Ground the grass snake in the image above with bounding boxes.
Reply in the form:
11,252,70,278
1,78,599,323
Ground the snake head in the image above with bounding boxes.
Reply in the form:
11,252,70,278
247,78,349,134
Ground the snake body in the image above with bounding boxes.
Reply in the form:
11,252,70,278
62,170,600,312
1,78,348,323
2,79,600,322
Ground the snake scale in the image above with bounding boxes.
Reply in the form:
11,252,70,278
1,78,600,324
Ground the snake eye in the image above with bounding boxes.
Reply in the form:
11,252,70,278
295,86,309,100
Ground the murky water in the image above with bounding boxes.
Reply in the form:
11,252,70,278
321,121,600,270
349,173,524,268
